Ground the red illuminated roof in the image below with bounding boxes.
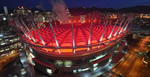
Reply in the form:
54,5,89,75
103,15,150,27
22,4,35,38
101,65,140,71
23,24,122,46
22,23,126,54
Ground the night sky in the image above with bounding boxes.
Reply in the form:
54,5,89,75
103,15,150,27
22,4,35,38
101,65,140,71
0,0,150,10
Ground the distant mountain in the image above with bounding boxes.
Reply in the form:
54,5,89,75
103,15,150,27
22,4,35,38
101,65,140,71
69,7,117,16
1,5,150,14
69,5,150,15
118,5,150,13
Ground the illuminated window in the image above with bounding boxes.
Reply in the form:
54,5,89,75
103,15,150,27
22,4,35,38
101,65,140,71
93,63,98,67
0,49,4,52
81,68,90,71
20,69,26,75
78,69,82,72
64,60,72,67
117,44,119,48
90,53,107,62
46,69,52,74
0,34,3,37
55,60,63,66
1,42,5,45
10,45,14,49
10,39,13,42
3,17,6,20
5,48,9,51
73,70,77,73
114,50,119,53
93,67,98,71
5,39,8,41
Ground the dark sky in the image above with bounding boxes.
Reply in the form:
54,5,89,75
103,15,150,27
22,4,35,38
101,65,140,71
0,0,150,10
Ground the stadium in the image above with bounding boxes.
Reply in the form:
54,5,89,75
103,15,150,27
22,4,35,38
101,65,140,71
15,12,133,75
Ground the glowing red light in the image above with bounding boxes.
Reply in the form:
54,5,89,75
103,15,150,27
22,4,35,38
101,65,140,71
78,20,80,22
69,21,71,23
22,23,126,54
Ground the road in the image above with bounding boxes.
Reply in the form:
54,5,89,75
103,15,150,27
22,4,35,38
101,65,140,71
111,36,150,77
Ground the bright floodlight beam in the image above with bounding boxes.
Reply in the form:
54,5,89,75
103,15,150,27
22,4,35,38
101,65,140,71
108,19,118,39
120,16,132,34
99,20,108,42
20,26,31,40
87,22,93,51
30,19,50,52
118,16,130,34
123,16,133,32
72,22,76,53
31,20,45,45
15,19,31,40
49,22,61,54
27,15,49,52
114,18,125,36
20,18,36,42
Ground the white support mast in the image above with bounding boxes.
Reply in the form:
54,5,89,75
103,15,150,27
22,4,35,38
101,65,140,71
108,19,118,39
87,22,93,51
72,22,76,53
118,17,130,34
49,23,61,54
20,18,36,42
99,20,108,42
114,18,125,36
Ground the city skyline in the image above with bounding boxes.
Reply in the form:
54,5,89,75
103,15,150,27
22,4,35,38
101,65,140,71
0,0,150,10
0,0,150,77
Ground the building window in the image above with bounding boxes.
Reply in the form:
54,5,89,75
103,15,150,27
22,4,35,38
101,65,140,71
64,60,72,67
